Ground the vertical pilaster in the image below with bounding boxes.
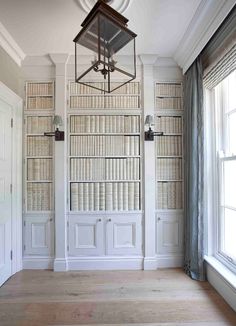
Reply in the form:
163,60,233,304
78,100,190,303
140,55,158,270
49,54,69,271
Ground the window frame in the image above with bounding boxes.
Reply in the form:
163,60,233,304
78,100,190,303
206,72,236,274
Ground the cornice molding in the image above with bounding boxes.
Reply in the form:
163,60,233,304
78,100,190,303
139,54,158,65
174,0,236,73
0,22,25,67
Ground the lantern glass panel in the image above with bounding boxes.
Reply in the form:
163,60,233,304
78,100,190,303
75,12,136,93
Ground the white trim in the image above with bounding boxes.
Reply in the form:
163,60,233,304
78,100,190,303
205,256,236,311
174,0,236,73
67,257,143,270
23,257,54,270
0,81,23,275
54,258,68,272
0,22,25,66
144,255,183,270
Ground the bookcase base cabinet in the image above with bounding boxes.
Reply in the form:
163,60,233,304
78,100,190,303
23,215,54,256
156,212,183,255
68,214,142,257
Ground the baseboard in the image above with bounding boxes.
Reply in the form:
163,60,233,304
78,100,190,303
205,258,236,312
156,254,183,268
54,258,68,272
144,254,183,269
67,257,143,270
23,257,53,270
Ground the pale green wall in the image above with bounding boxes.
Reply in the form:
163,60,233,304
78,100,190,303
0,46,21,95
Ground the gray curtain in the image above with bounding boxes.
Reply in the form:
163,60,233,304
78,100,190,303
183,57,205,281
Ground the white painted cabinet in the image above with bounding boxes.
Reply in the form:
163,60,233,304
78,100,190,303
156,213,183,254
24,215,54,256
68,214,142,257
106,215,142,255
68,215,104,256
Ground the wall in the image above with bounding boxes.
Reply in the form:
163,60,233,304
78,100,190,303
0,46,21,96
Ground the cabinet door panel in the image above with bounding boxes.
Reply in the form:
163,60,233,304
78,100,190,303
68,215,104,256
156,214,183,254
106,215,142,255
24,215,54,256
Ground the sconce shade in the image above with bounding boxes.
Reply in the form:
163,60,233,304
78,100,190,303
145,115,154,127
73,0,137,93
53,115,63,127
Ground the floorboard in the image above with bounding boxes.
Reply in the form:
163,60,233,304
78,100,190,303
0,269,235,326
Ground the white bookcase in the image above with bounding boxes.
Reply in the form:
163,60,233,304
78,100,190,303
155,82,184,258
23,81,55,262
67,81,142,258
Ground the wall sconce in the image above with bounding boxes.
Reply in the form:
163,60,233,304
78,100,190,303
144,115,163,141
44,115,64,141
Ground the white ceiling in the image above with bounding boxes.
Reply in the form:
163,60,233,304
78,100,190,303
0,0,202,58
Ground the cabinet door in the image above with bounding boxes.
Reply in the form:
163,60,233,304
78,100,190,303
68,215,104,256
24,215,54,256
156,214,183,254
106,215,142,255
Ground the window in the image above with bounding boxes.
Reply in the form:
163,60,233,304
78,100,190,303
214,69,236,270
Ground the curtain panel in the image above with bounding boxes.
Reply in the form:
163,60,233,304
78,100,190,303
183,57,205,281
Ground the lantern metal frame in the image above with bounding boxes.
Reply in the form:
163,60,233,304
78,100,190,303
73,0,137,93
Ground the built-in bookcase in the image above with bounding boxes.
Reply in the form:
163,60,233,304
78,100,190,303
155,83,183,210
67,81,142,258
68,114,141,211
23,81,55,259
154,82,184,258
69,82,140,109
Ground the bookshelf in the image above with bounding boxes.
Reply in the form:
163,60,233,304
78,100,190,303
67,81,142,258
69,81,140,109
23,81,55,259
155,83,183,210
154,82,184,258
69,115,141,212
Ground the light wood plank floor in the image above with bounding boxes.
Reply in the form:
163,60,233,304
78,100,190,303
0,269,235,326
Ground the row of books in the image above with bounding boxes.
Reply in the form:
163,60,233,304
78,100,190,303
70,158,140,181
157,181,182,209
70,95,140,109
70,182,140,211
156,97,182,110
27,97,53,110
27,136,53,156
27,82,53,96
27,182,53,211
155,116,182,134
156,83,182,97
70,115,140,133
70,82,140,95
27,158,53,180
156,136,182,156
156,158,182,180
70,135,140,156
27,116,53,134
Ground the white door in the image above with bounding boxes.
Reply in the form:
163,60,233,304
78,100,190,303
0,100,12,286
106,215,142,256
68,215,104,256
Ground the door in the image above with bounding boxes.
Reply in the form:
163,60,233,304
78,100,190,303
106,215,142,256
0,100,12,286
68,215,104,256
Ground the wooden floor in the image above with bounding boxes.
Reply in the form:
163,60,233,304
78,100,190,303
0,269,235,326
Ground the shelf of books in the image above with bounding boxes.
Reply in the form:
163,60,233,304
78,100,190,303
155,82,183,211
24,82,55,213
68,81,140,109
69,113,141,212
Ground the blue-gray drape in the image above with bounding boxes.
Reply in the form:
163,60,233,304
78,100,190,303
183,57,205,281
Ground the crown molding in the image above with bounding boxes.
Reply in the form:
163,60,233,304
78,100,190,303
0,22,25,66
174,0,236,73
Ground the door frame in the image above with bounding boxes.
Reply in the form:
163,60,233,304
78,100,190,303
0,81,22,276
